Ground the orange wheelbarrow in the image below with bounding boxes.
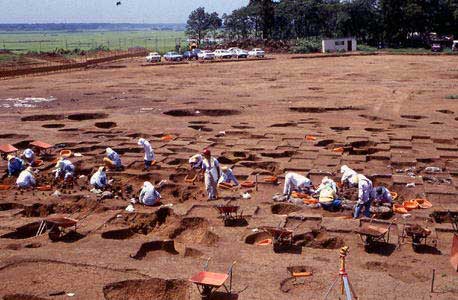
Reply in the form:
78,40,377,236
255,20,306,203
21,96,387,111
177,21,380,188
214,204,243,226
189,259,236,299
36,216,78,242
355,219,396,252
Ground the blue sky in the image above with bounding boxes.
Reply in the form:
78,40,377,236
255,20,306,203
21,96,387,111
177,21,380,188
0,0,249,23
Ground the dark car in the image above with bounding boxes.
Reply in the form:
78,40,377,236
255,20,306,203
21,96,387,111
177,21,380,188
183,49,201,60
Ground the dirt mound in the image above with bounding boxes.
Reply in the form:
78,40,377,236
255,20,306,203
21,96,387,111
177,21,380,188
163,109,240,117
131,240,179,259
68,113,108,121
95,122,117,129
103,278,190,300
169,217,219,246
304,230,345,249
21,114,64,122
271,203,302,215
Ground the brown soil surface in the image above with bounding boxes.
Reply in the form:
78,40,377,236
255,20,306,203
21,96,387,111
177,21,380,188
0,54,458,299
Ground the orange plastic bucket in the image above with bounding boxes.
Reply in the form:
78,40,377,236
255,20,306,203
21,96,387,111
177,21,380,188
292,191,312,199
264,176,278,183
257,239,272,246
0,184,11,191
403,200,419,211
390,191,398,201
304,198,319,205
416,199,432,209
305,135,317,141
37,185,52,191
332,147,344,153
241,181,256,188
60,150,72,158
161,135,174,141
393,203,408,214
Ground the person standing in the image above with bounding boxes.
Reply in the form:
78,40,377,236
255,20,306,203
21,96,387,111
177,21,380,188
138,138,155,170
201,149,220,200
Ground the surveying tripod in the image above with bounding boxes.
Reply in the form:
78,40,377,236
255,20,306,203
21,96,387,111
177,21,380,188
324,246,358,300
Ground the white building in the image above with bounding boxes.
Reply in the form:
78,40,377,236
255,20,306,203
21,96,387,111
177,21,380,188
322,37,357,53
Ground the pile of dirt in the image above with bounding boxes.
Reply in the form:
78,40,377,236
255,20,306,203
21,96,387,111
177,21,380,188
168,217,219,246
103,278,190,300
304,230,345,249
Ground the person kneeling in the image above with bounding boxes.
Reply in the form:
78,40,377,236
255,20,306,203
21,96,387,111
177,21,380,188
90,166,108,190
137,181,166,206
16,166,36,189
318,184,341,212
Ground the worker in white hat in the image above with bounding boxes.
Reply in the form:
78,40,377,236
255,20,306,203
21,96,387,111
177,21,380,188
283,172,313,198
201,148,220,200
137,138,155,170
16,166,36,188
340,165,357,185
189,154,203,170
90,166,108,189
104,147,123,170
22,148,35,165
138,181,161,206
7,154,26,177
347,173,374,218
218,165,239,186
53,157,75,181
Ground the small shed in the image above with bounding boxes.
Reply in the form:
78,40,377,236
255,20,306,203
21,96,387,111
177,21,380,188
322,37,357,53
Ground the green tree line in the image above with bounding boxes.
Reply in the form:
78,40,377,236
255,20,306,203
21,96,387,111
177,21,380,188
221,0,458,46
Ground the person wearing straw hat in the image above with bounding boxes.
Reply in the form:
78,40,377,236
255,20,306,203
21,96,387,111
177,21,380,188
318,181,341,211
7,154,26,177
53,157,75,181
218,165,239,186
90,166,108,189
16,166,36,188
201,148,221,200
22,148,35,165
138,138,155,170
104,147,123,171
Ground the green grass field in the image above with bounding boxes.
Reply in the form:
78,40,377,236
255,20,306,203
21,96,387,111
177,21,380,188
0,30,186,53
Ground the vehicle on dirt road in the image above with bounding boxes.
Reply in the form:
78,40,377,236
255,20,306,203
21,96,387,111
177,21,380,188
163,52,183,61
228,48,248,58
452,40,458,52
431,43,442,52
145,52,161,63
183,49,200,60
197,50,215,60
248,48,265,58
214,49,233,59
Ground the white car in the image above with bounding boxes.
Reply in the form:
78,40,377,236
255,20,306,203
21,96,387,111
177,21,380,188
248,48,265,58
213,49,233,59
146,52,161,63
453,40,458,52
197,50,215,60
227,47,249,58
163,52,183,61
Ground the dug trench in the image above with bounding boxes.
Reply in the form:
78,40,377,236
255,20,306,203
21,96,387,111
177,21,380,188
163,109,241,117
103,278,190,300
102,208,219,246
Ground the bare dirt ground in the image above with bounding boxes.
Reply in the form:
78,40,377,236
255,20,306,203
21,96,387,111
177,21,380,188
0,54,457,300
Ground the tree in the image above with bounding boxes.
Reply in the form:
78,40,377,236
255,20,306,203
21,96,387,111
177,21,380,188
186,7,222,43
249,0,276,39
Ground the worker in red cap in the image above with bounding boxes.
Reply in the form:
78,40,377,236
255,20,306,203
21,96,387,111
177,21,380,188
201,148,221,200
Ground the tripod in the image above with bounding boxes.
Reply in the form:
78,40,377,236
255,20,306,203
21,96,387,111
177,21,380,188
324,246,358,300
